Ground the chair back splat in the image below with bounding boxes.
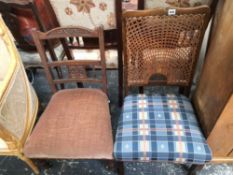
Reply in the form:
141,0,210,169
32,26,108,94
122,6,210,96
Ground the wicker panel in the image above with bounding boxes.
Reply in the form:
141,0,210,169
123,8,209,88
0,35,11,82
0,68,27,139
0,16,38,141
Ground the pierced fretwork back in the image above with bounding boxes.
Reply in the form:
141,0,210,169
32,27,107,94
122,6,210,96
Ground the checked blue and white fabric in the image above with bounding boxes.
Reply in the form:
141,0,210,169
114,94,212,164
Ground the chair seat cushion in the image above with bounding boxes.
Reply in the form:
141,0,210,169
114,94,212,164
24,89,113,159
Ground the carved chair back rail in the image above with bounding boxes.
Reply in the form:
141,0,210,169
32,27,108,94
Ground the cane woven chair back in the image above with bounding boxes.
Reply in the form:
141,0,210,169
32,26,108,94
122,6,210,95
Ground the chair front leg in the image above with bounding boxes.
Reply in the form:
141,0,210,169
18,153,39,175
188,164,204,175
117,161,124,175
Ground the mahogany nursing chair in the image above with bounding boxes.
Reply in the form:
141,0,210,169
114,6,211,175
22,26,113,173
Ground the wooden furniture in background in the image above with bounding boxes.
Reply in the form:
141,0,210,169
0,16,39,174
0,0,58,50
0,0,63,77
193,0,233,161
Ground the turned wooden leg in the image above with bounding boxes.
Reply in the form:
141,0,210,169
18,154,39,175
117,161,124,175
188,164,204,175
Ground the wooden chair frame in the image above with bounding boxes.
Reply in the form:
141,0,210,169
119,6,211,175
28,27,115,175
42,0,124,105
32,26,108,94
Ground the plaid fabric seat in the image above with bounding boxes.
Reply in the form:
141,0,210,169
114,94,212,164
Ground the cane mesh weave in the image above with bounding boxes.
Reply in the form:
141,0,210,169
123,10,208,87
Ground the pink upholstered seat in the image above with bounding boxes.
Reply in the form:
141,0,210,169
24,89,113,159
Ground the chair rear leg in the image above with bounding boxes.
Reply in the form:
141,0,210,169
139,86,144,94
188,164,204,175
117,161,124,175
18,154,39,175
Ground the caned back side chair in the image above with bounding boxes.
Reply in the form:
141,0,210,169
114,6,211,175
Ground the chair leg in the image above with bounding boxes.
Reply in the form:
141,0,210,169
18,154,39,175
103,160,115,172
139,86,144,94
179,87,185,95
188,164,204,175
77,82,84,88
117,161,124,175
37,159,53,169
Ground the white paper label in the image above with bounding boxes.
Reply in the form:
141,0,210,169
168,9,176,16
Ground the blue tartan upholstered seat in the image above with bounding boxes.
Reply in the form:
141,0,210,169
114,94,212,164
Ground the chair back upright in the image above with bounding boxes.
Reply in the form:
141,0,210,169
122,6,210,96
32,26,108,94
